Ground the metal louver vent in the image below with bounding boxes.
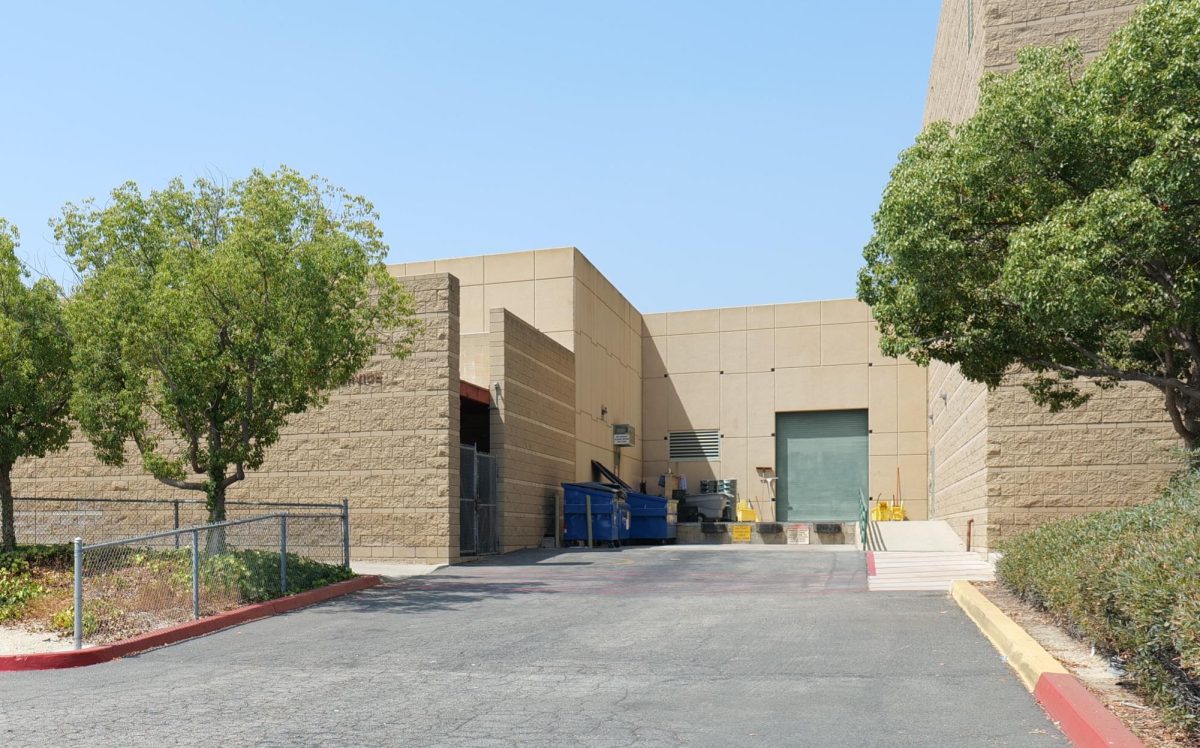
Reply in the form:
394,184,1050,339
669,430,720,461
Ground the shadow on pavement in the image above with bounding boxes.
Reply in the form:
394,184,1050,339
454,548,629,567
307,575,560,615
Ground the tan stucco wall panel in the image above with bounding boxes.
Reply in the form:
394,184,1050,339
484,281,536,330
868,366,899,434
483,250,536,284
820,322,869,366
641,301,928,521
775,326,822,368
775,365,869,412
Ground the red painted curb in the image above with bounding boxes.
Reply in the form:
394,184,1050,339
1034,672,1144,748
865,551,876,576
0,575,381,672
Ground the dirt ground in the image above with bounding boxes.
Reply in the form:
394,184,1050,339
978,582,1199,748
0,624,72,655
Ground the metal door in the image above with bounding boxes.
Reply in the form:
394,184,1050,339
775,410,868,522
459,445,498,555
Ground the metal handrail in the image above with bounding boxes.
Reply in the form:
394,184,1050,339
72,512,301,649
17,496,351,567
858,489,869,549
14,496,345,510
81,513,284,551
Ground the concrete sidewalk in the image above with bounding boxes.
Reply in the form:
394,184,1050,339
1,548,1060,746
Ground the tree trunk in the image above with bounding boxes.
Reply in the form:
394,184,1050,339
206,465,227,523
0,462,15,553
204,465,228,554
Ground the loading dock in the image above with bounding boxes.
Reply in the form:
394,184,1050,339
775,410,868,522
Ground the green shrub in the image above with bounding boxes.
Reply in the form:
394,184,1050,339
0,567,43,621
997,471,1200,734
50,606,99,637
200,550,354,603
0,544,71,574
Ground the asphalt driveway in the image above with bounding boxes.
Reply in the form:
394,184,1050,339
0,547,1060,746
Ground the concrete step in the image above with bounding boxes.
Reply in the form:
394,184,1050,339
868,550,994,592
871,520,965,552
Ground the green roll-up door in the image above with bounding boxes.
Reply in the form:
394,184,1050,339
776,410,868,522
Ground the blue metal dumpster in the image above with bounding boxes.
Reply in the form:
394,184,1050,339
563,482,627,546
626,492,677,541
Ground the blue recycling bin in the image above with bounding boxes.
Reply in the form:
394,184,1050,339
626,492,677,541
562,482,627,546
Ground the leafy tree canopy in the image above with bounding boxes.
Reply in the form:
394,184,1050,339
0,220,72,550
859,0,1200,451
58,167,417,519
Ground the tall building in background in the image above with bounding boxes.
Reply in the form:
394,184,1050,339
923,0,1177,552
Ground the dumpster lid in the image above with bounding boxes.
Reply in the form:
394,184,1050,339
563,481,623,493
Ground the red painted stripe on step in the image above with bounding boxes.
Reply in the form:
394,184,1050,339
865,551,876,576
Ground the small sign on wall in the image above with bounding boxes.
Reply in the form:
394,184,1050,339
785,523,811,545
731,524,753,543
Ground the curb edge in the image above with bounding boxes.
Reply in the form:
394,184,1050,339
950,581,1144,748
0,574,382,672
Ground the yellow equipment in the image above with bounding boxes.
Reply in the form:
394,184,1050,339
735,499,758,522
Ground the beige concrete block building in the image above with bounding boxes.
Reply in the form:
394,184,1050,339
11,1,1180,562
14,247,930,561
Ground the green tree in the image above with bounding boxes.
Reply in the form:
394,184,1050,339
58,167,417,523
859,0,1200,456
0,221,73,551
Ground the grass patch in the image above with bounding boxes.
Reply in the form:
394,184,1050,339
997,471,1200,736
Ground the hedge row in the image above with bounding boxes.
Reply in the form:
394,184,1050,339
997,471,1200,734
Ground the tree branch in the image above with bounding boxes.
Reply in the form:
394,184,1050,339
1027,357,1200,401
155,476,207,491
220,463,245,490
151,349,203,473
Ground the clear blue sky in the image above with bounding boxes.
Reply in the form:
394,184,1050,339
1,1,939,312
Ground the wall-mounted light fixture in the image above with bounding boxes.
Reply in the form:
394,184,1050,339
930,391,948,424
493,382,502,399
600,404,608,420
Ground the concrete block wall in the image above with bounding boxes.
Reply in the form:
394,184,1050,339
924,0,988,125
928,362,990,550
925,0,1169,552
489,308,576,552
982,0,1142,72
985,376,1180,547
925,0,1142,127
641,300,928,521
13,272,462,563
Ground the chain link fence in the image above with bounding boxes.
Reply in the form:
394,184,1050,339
70,512,352,648
12,497,349,567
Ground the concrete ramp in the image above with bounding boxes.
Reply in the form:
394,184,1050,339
871,520,964,552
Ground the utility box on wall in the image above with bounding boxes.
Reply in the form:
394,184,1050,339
613,423,636,447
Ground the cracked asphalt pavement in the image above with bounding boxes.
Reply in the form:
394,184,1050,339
1,546,1061,746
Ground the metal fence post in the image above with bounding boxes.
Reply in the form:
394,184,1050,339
279,514,288,595
341,499,351,569
191,529,200,619
585,494,593,548
73,537,83,650
173,500,181,549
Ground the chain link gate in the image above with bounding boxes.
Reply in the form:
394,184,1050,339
459,444,498,555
